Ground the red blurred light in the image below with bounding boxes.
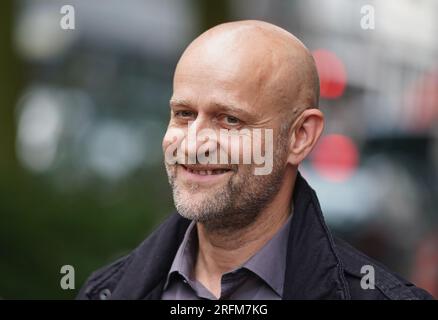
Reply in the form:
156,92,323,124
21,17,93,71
312,49,347,99
404,70,438,132
311,134,359,182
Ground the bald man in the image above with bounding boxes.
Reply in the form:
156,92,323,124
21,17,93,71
77,21,433,300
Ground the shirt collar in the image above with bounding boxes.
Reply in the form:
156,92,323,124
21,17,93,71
163,220,197,289
163,213,292,298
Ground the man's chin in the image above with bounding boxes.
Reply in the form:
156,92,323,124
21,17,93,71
176,177,227,192
175,200,221,222
174,187,229,216
176,186,221,202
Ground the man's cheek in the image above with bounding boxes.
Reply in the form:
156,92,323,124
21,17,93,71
253,129,273,175
221,131,252,165
163,127,185,165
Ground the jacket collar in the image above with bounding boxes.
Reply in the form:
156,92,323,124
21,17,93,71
282,172,350,299
110,172,350,299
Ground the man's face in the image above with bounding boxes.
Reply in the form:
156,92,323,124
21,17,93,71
162,39,290,231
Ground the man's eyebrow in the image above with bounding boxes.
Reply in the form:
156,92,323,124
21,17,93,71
169,99,192,107
169,99,257,120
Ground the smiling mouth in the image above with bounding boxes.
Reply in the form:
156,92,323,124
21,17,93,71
180,164,234,176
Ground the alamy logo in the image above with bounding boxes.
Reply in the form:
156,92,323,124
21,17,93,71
164,123,274,175
360,5,375,30
60,265,75,290
60,5,75,30
360,265,375,290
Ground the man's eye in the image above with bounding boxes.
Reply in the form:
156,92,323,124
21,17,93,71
175,110,195,118
223,115,240,125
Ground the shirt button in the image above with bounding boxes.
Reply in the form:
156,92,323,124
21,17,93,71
99,288,112,300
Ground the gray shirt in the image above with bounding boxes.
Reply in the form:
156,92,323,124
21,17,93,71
161,215,292,300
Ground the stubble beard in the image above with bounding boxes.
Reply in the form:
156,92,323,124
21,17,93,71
165,135,288,233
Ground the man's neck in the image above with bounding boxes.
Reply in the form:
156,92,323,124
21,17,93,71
194,168,296,298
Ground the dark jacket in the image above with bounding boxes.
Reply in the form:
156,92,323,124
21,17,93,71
77,173,434,300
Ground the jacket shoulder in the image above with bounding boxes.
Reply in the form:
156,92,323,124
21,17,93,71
76,254,132,300
76,213,190,300
334,237,434,300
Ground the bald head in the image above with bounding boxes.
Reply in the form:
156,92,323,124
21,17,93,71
173,20,320,127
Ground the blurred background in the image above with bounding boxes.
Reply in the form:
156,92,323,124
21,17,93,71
0,0,437,299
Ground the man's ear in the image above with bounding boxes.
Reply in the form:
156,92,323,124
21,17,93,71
287,108,324,165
